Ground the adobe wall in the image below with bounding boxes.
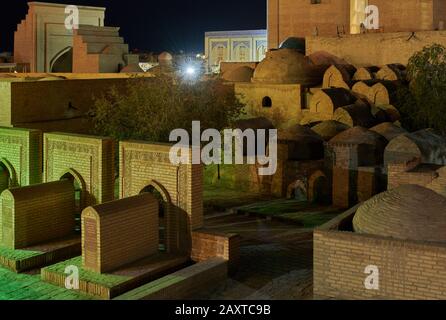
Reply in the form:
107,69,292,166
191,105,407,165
119,141,203,254
43,133,115,208
235,83,303,127
0,78,142,134
14,2,105,72
306,30,446,66
268,0,350,49
314,207,446,300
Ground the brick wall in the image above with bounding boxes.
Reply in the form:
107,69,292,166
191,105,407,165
235,83,303,128
1,180,75,249
191,231,240,275
307,30,446,66
120,141,203,254
82,194,159,273
314,207,446,300
0,127,42,189
44,133,115,208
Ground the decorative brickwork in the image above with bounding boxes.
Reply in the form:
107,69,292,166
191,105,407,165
119,141,203,254
1,180,75,250
82,194,159,273
44,133,115,208
0,127,42,191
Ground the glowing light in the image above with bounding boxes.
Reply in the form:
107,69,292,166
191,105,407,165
186,66,196,75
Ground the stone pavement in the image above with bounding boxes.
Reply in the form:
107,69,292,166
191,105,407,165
200,213,315,300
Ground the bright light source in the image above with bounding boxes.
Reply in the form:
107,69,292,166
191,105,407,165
196,54,201,59
186,66,196,75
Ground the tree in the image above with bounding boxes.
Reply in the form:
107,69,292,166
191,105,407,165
397,44,446,135
90,76,245,143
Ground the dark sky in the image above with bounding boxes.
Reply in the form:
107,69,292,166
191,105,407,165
0,0,267,53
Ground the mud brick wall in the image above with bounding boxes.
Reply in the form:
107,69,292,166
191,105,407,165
119,141,203,254
0,127,42,189
82,194,159,273
1,180,75,249
191,231,240,274
306,30,446,67
44,133,115,207
314,209,446,300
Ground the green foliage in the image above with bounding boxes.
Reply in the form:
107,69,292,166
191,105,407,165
90,76,244,143
397,44,446,134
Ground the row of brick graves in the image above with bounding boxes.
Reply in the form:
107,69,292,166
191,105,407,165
0,127,240,300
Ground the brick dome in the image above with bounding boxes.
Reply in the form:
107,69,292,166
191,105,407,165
311,120,349,141
223,66,254,82
252,48,325,85
278,125,324,160
158,51,173,62
329,126,387,146
353,185,446,242
370,122,406,141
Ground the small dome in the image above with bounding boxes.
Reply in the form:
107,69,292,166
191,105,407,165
329,126,386,146
279,37,305,53
234,117,275,131
120,63,145,73
311,120,349,141
252,48,325,85
370,122,406,141
222,66,254,82
278,125,324,160
158,52,173,62
278,124,323,142
353,185,446,242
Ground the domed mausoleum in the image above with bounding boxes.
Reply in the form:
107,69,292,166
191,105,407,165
252,48,325,86
353,184,446,242
222,66,254,82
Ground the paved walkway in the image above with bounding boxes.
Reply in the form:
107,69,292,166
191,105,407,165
201,213,315,300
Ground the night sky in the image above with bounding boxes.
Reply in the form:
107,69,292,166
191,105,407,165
0,0,267,53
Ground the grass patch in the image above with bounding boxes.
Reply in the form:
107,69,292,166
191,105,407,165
43,257,130,288
0,247,42,261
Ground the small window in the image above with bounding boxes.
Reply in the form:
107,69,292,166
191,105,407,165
262,96,272,108
311,0,321,4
